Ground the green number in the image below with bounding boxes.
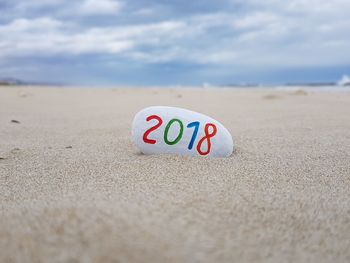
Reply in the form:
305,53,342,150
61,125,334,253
164,119,183,145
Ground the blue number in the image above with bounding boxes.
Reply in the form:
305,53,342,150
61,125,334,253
187,121,200,150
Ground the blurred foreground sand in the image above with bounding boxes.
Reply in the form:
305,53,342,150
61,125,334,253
1,86,350,262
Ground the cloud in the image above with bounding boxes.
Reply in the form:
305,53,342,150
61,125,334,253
0,0,350,84
79,0,123,15
0,17,131,56
1,5,350,68
232,12,279,29
0,17,187,57
15,0,65,9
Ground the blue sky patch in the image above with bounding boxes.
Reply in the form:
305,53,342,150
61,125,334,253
0,0,349,86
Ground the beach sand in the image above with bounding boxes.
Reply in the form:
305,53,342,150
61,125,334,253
1,86,350,262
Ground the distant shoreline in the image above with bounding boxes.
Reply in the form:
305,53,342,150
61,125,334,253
1,84,349,92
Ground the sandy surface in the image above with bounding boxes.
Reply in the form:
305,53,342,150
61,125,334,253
1,86,350,263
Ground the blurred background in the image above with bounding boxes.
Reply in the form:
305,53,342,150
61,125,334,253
0,0,349,86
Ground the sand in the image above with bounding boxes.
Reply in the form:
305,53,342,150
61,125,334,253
1,86,350,263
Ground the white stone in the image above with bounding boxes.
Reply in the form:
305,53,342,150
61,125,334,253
132,106,234,157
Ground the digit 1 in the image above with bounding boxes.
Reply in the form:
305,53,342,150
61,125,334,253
187,121,200,150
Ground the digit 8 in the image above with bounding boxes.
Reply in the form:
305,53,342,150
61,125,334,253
196,123,217,156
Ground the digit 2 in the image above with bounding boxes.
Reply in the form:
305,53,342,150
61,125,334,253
143,115,163,144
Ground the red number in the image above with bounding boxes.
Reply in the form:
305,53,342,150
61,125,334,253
196,123,217,155
143,115,163,144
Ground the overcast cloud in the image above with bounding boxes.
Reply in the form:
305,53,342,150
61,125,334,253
0,0,349,85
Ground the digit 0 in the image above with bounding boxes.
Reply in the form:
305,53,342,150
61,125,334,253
143,115,163,144
164,119,184,145
196,123,217,155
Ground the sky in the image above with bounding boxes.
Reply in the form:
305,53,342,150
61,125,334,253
0,0,350,86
